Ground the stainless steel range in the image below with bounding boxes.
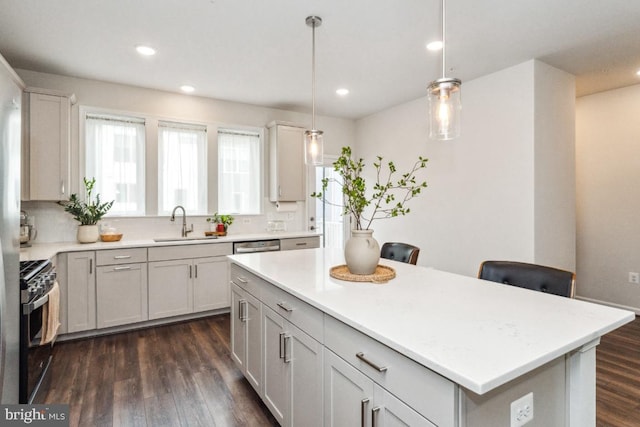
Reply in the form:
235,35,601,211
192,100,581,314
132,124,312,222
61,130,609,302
19,259,58,404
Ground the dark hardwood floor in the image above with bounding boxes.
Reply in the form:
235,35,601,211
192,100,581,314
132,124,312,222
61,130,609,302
42,315,278,427
41,314,640,427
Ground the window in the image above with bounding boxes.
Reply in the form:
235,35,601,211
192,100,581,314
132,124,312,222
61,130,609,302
218,129,261,214
85,114,146,216
158,121,207,214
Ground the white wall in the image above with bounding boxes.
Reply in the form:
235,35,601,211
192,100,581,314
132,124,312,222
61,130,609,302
355,60,575,276
18,69,356,241
576,84,640,312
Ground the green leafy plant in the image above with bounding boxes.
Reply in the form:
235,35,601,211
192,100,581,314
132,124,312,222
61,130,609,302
61,177,114,225
206,212,235,230
312,146,428,230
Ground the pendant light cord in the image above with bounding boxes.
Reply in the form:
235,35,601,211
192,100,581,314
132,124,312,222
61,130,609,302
311,19,316,130
441,0,446,79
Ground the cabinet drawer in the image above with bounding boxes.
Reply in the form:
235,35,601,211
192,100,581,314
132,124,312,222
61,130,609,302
96,248,147,266
261,280,323,342
149,243,232,261
280,236,320,251
230,263,264,298
324,315,457,427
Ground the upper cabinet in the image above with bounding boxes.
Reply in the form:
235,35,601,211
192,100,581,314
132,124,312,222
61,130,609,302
22,87,76,201
268,121,306,202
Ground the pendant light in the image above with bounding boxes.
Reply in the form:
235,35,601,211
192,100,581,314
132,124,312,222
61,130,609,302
304,16,324,165
428,0,461,140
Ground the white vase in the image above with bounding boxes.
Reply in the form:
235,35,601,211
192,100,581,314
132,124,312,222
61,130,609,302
77,224,99,243
344,229,380,275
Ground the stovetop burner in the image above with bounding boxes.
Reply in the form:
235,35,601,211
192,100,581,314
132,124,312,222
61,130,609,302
20,259,56,303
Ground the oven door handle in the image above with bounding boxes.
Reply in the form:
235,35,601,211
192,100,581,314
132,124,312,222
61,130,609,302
22,293,49,315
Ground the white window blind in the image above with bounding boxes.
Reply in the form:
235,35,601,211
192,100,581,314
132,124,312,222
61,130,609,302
158,120,207,215
85,114,146,216
218,129,261,215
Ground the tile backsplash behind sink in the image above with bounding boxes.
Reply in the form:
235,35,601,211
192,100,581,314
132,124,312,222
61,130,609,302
20,200,306,243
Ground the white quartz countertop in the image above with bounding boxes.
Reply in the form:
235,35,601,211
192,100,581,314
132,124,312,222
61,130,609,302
20,231,319,261
228,248,635,395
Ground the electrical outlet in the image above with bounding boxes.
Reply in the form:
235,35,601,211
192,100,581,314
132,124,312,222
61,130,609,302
629,272,640,284
242,218,251,225
510,392,534,427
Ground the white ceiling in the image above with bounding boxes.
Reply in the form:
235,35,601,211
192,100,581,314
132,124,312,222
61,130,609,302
1,0,639,119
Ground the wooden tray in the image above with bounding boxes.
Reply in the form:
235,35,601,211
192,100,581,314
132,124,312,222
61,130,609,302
205,231,227,237
100,233,123,242
329,264,396,284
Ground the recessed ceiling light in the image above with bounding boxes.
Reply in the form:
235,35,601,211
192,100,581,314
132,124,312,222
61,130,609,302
636,69,640,76
136,45,156,56
180,85,195,93
426,41,443,51
336,88,349,96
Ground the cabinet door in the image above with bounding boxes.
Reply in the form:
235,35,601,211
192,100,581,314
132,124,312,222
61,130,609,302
230,283,247,370
373,386,436,427
148,259,192,319
27,92,70,200
263,306,288,425
324,348,374,427
96,263,148,328
270,124,305,202
193,256,229,312
245,291,262,394
289,321,323,427
66,251,96,333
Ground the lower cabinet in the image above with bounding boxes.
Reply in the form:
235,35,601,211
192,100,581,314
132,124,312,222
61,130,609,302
324,349,435,427
230,282,262,394
66,251,96,333
96,263,148,328
262,305,323,427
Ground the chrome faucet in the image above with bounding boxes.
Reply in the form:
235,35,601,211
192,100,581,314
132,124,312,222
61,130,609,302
170,205,193,237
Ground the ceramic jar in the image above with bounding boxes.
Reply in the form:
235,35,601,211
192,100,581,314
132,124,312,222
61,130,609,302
77,224,99,243
344,229,380,275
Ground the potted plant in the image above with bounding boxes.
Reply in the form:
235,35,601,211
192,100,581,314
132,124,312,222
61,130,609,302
206,213,235,235
61,177,114,243
312,146,428,274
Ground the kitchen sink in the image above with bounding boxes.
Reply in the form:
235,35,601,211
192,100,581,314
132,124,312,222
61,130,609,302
153,236,218,243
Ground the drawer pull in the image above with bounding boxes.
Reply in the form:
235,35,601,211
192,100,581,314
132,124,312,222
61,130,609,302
295,242,307,246
114,255,131,259
239,300,247,321
356,352,388,373
236,276,248,284
371,407,380,427
113,266,131,271
361,398,370,427
276,302,294,313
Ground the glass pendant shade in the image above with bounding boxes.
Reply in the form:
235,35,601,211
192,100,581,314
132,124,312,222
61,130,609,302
304,129,324,165
428,77,461,140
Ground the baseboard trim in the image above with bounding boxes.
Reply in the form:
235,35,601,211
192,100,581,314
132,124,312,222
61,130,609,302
575,295,640,315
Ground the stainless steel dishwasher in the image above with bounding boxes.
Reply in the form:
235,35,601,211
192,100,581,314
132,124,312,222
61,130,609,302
233,239,281,254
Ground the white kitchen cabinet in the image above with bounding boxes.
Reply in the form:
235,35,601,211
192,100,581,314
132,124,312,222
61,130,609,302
22,88,75,201
268,121,306,202
193,256,229,312
230,282,262,395
148,243,232,320
148,259,193,319
96,263,148,328
279,236,320,251
324,349,435,427
66,251,96,333
263,305,323,427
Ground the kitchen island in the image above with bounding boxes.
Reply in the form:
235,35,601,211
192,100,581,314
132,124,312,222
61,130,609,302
228,248,634,427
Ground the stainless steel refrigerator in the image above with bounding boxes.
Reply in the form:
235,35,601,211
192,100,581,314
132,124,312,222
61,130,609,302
0,53,23,403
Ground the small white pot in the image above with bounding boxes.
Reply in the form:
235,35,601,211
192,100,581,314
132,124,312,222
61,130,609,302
344,229,380,275
77,224,99,243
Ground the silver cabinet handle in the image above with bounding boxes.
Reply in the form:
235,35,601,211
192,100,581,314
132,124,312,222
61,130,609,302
356,352,388,372
283,334,291,363
236,276,248,284
89,258,93,275
60,180,65,196
189,265,192,279
278,186,282,196
279,332,285,359
114,255,131,259
113,266,131,271
295,242,307,246
195,264,198,278
361,398,370,427
371,407,380,427
239,300,248,321
276,302,293,313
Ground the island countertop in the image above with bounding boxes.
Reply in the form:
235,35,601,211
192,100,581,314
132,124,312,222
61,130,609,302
228,248,634,395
